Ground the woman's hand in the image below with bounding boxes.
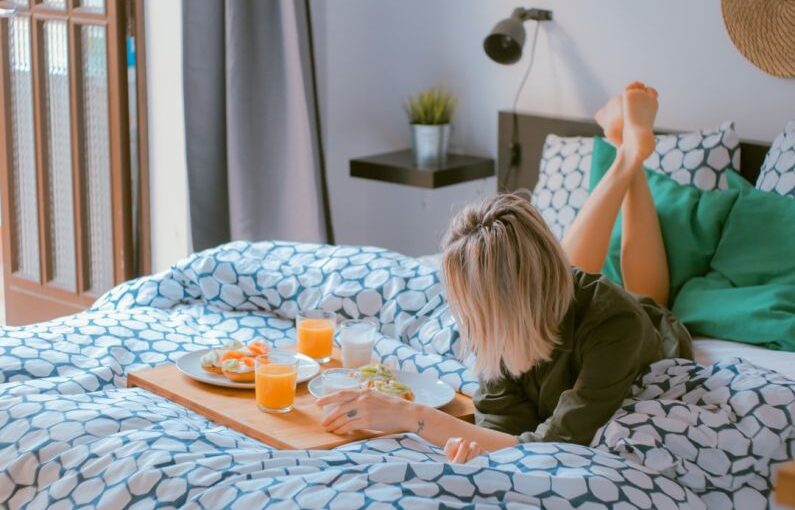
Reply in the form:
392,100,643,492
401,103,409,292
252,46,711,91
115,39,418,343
444,437,486,463
317,388,417,435
318,388,517,459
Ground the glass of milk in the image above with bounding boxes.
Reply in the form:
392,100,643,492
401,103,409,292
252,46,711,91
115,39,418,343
338,320,376,368
321,368,361,416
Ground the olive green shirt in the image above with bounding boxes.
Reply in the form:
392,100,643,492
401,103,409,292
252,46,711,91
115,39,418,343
473,269,693,446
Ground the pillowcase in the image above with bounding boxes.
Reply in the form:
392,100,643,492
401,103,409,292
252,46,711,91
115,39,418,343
532,135,593,240
673,172,795,350
532,123,740,240
645,121,741,190
707,172,795,286
589,137,740,303
756,120,795,198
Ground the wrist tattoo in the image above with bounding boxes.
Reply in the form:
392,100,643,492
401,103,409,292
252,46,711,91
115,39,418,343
416,419,425,434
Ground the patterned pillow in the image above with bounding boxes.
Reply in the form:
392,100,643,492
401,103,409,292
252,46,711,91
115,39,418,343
532,123,741,239
531,135,593,240
645,121,741,191
756,120,795,198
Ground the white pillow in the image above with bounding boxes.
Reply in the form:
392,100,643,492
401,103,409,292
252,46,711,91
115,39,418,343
756,120,795,198
532,123,741,239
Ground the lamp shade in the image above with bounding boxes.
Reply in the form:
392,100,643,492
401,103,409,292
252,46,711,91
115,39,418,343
483,16,526,64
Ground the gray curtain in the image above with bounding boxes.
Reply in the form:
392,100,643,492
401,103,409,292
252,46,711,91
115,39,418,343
183,0,333,251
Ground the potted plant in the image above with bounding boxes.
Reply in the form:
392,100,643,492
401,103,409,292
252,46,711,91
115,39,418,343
406,87,457,169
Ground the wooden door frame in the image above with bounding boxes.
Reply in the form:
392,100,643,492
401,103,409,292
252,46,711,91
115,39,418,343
0,0,150,324
106,0,132,286
132,0,149,276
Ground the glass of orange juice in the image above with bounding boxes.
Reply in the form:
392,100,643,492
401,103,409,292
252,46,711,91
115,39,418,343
296,310,336,364
255,351,298,413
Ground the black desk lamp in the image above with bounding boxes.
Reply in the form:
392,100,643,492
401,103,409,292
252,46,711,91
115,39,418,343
484,7,553,185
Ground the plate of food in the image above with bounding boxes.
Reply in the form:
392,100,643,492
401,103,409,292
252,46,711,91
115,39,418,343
307,363,455,408
176,340,320,389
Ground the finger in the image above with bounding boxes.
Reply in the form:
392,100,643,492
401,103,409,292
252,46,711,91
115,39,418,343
625,81,644,91
330,418,367,435
316,389,362,406
452,441,474,463
449,441,465,462
444,438,463,460
452,442,470,463
444,437,462,458
467,441,483,462
322,403,360,431
647,86,658,98
463,442,482,463
444,437,462,451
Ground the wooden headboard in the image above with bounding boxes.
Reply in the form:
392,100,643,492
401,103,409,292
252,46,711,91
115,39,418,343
496,111,771,192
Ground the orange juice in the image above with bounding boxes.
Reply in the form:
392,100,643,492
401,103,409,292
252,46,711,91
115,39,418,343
297,317,335,362
255,362,297,412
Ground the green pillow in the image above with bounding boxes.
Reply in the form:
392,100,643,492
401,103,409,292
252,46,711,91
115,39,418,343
589,136,740,303
672,172,795,350
711,172,795,286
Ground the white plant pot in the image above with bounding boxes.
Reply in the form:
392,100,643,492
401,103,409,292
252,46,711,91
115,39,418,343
411,124,451,169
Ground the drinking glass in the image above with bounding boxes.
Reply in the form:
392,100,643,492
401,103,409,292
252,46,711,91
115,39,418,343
255,351,298,413
296,310,336,364
320,368,361,416
339,319,376,368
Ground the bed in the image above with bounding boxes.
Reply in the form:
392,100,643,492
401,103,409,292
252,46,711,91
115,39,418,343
1,113,794,509
0,240,792,509
693,337,795,381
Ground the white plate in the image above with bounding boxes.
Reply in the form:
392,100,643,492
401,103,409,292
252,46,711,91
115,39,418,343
176,349,320,389
307,369,455,408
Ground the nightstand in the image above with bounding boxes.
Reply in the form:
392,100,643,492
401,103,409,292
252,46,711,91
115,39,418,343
350,149,494,189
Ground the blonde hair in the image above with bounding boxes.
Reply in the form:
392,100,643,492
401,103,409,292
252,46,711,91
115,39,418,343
441,191,574,382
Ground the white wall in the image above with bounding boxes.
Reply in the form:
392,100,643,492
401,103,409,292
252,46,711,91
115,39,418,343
145,0,191,272
145,0,795,265
312,0,795,256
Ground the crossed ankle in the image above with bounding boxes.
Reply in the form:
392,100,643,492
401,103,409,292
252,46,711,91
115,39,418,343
616,145,650,170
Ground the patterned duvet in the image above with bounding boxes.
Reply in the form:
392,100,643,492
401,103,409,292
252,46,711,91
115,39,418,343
0,241,792,509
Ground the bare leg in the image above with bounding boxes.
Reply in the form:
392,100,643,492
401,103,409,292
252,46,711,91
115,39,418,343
562,82,669,305
562,86,638,273
619,86,669,305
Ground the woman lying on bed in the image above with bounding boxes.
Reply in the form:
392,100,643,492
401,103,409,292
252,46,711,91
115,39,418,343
316,81,693,463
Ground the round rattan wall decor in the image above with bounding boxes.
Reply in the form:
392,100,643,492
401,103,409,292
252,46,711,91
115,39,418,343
721,0,795,78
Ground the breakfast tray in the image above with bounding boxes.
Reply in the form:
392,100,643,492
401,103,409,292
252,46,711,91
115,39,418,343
127,356,475,450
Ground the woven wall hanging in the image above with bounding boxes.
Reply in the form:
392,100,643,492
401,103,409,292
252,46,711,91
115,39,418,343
721,0,795,78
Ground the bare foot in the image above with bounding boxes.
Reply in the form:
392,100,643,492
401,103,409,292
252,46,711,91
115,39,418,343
621,81,658,164
594,95,623,145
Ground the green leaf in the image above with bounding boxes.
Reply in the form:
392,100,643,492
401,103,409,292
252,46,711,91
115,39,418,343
406,86,457,125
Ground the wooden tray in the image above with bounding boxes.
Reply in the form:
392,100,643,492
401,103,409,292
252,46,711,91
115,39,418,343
777,461,795,508
127,352,475,450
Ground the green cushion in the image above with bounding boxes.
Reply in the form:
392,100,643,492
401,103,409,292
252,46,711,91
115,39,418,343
588,136,739,303
710,172,795,285
672,172,795,350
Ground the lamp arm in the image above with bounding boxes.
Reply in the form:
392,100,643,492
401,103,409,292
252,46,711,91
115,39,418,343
504,20,542,186
516,8,553,22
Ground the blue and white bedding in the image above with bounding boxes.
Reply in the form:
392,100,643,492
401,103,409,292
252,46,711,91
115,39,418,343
0,241,793,509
